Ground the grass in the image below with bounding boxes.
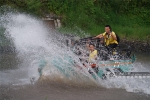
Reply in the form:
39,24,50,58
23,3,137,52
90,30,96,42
58,25,150,41
113,26,150,40
1,1,150,41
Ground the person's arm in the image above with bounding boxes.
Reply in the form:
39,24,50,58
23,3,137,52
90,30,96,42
94,33,103,38
94,55,97,60
86,43,90,50
111,32,117,40
94,50,98,60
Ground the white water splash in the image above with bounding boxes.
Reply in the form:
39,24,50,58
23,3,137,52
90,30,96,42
0,10,95,86
0,12,59,84
1,8,150,95
99,61,150,94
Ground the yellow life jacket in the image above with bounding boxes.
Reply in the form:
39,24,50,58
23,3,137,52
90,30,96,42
89,50,97,62
102,31,118,46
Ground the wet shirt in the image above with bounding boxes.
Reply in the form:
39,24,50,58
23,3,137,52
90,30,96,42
89,50,97,62
103,31,118,46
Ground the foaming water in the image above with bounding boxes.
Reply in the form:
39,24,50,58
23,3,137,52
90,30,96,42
99,55,150,94
1,9,150,95
0,10,97,86
0,12,48,84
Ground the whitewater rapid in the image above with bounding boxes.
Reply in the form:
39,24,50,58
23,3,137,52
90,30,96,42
0,8,150,95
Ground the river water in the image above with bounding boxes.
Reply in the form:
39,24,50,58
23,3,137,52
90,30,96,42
0,9,150,100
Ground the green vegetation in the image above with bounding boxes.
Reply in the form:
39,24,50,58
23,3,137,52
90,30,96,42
0,27,10,47
0,0,150,40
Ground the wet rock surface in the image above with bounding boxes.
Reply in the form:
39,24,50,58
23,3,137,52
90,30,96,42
120,37,150,53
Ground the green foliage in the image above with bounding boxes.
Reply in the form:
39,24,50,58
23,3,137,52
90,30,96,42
24,0,42,15
0,0,42,16
0,26,11,47
1,0,150,39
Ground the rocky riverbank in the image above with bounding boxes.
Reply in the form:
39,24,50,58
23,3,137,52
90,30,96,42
120,37,150,53
0,46,15,54
0,34,149,54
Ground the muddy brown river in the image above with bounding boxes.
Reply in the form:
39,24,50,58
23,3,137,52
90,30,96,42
0,53,150,100
0,12,150,100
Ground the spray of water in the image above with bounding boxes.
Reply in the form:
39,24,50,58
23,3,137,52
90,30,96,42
100,61,150,94
0,8,97,86
0,7,150,94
